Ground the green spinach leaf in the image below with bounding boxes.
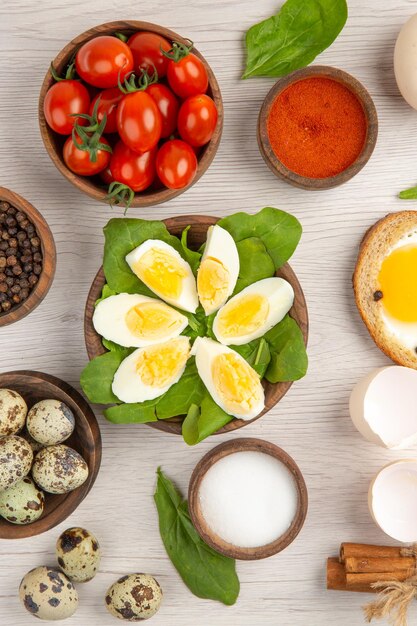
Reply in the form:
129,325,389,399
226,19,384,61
95,283,117,306
399,186,417,200
80,348,132,404
235,237,276,293
154,468,240,605
232,337,271,378
155,359,206,419
265,314,308,381
180,225,202,273
243,0,348,79
182,393,232,445
104,400,158,423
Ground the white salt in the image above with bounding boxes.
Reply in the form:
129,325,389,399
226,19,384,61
198,450,298,548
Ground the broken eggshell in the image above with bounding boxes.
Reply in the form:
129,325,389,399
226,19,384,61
349,366,417,449
369,459,417,542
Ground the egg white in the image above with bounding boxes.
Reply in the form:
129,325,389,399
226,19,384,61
213,277,294,346
93,293,189,348
125,240,198,313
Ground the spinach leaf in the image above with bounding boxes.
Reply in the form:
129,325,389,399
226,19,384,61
154,468,240,605
243,0,348,79
80,348,132,404
399,186,417,200
235,237,275,293
183,308,208,341
155,359,206,419
182,393,232,445
180,225,202,273
219,207,301,269
265,314,308,381
104,400,158,423
232,337,271,378
95,283,117,306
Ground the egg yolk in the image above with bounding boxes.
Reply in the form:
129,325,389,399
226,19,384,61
197,257,230,312
378,244,417,323
216,294,269,338
212,353,262,415
135,339,190,388
125,302,184,339
132,248,187,300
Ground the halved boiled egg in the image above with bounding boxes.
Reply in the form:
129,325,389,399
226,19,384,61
112,336,190,403
93,293,188,348
125,240,198,313
193,337,265,420
197,224,240,315
213,277,294,346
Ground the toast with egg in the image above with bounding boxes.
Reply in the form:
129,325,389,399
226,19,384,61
353,211,417,368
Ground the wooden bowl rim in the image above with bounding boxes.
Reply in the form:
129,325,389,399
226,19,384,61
0,370,101,539
257,65,378,190
188,437,308,560
38,20,223,208
83,214,309,437
0,187,56,327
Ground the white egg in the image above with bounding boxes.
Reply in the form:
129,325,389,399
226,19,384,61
93,293,188,348
112,337,190,403
213,277,294,346
193,337,265,420
394,13,417,110
197,225,240,315
125,240,198,313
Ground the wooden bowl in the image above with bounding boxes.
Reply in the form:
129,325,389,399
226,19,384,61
188,437,308,559
38,21,223,208
84,215,308,436
0,187,56,327
257,65,378,190
0,371,101,539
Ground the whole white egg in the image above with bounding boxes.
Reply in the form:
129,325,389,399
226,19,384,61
125,240,198,313
394,13,417,110
193,337,265,420
213,277,294,346
93,293,188,348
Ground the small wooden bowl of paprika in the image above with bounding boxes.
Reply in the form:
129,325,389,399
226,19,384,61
257,65,378,190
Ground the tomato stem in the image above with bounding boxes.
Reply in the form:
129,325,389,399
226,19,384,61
71,97,112,162
105,182,135,213
49,59,77,82
161,39,193,63
117,67,158,94
114,31,128,43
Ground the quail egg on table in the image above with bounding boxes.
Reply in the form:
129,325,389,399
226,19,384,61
19,566,78,620
27,399,75,446
0,476,44,524
0,388,27,436
56,527,100,583
32,444,88,494
105,573,163,621
0,435,33,491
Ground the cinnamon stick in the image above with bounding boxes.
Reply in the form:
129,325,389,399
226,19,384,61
344,556,415,574
346,571,414,589
327,558,375,593
340,543,404,562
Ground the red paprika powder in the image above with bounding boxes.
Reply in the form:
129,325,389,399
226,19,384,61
267,77,367,179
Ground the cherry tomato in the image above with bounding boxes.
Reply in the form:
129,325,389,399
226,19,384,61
89,88,124,134
156,139,197,189
127,31,171,77
177,94,217,147
63,134,111,176
100,165,114,185
147,84,179,138
43,80,90,135
75,36,134,88
117,91,162,153
110,140,156,192
167,53,208,98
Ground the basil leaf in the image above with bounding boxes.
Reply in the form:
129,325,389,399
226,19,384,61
219,207,301,269
243,0,348,79
235,237,275,294
265,315,308,381
155,359,206,419
154,468,240,605
182,393,232,445
399,186,417,200
180,225,202,273
104,400,158,423
80,349,132,404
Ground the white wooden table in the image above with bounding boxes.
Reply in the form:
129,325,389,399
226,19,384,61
1,0,416,624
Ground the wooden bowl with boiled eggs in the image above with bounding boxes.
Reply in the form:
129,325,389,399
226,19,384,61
84,214,309,436
0,370,101,539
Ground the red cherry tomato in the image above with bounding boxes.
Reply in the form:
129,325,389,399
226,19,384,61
110,140,156,192
75,36,134,88
147,84,179,138
63,134,111,176
117,91,162,153
167,53,208,98
156,139,197,189
127,31,171,77
89,88,124,134
43,80,90,135
177,94,218,147
100,165,114,185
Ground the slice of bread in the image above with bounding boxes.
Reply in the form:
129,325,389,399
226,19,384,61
353,211,417,369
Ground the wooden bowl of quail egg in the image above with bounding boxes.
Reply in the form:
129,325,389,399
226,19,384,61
0,370,101,539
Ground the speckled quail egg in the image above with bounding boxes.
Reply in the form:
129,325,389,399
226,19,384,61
0,476,44,524
105,573,163,621
32,445,88,494
27,399,75,446
0,388,27,436
21,428,44,454
0,435,33,491
19,566,78,620
56,527,100,583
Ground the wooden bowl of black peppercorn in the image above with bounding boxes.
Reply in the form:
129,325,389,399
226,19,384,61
0,187,56,327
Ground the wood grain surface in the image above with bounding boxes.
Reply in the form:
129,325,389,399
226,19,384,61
1,0,416,624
